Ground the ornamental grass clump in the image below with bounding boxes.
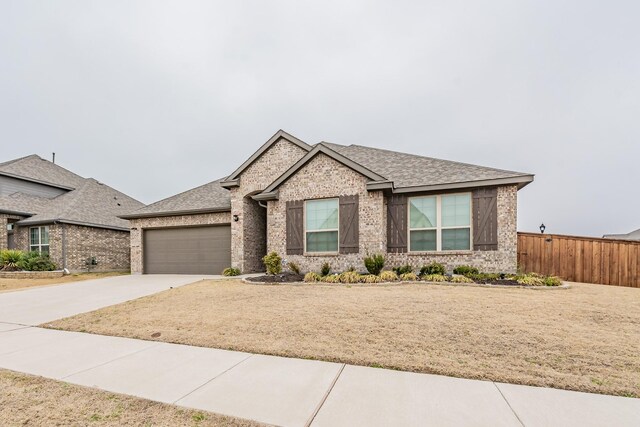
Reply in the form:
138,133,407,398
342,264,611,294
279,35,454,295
419,262,446,276
360,274,381,283
399,272,419,282
516,274,545,286
320,262,331,277
0,249,24,271
449,275,474,283
422,274,447,282
304,272,321,282
222,267,241,276
339,271,361,284
322,274,340,283
262,251,282,275
288,262,301,275
363,254,385,275
543,276,563,286
379,270,398,282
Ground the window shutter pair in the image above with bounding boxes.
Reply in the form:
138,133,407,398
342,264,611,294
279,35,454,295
386,188,499,252
285,196,360,255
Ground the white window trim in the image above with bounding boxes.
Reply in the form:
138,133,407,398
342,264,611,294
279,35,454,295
304,198,340,255
29,226,50,253
408,193,473,252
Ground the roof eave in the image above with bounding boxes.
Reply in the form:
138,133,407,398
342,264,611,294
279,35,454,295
0,208,33,217
15,218,130,232
220,179,239,188
119,206,231,220
390,175,534,194
251,191,279,201
0,171,75,191
366,180,394,191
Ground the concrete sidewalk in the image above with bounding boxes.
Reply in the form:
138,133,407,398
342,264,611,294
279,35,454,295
0,274,217,325
1,324,638,427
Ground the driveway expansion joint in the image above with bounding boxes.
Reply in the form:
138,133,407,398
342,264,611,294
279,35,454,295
306,363,346,427
494,382,525,427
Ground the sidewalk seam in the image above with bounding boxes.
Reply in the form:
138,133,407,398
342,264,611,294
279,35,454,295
493,382,525,427
172,353,254,404
305,363,346,427
61,341,163,380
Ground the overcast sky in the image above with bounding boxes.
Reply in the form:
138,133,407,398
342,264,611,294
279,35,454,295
1,1,638,237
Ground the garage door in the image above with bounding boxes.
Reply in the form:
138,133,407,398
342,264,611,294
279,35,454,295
143,225,231,274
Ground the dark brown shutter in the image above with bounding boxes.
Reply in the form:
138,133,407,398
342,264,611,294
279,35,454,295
339,195,359,254
387,195,407,253
286,200,304,255
473,187,498,251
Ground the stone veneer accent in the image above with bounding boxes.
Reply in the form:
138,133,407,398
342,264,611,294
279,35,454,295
0,270,64,279
12,223,132,272
267,153,519,273
231,138,308,273
128,212,231,274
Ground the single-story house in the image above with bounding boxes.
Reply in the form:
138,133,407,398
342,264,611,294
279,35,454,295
0,154,144,271
602,228,640,241
123,130,533,275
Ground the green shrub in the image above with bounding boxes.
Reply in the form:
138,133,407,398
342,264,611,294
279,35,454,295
419,262,446,276
543,276,563,286
379,270,398,282
321,274,340,283
288,262,301,275
516,274,544,286
363,254,385,275
449,275,474,283
466,273,500,282
399,272,419,281
222,267,241,276
422,274,447,282
1,249,25,270
262,251,282,275
320,262,331,277
452,265,479,276
339,271,361,283
360,274,381,283
392,264,413,275
304,272,321,282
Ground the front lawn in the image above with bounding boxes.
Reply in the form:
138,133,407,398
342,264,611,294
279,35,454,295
46,280,640,397
0,369,262,426
0,272,128,293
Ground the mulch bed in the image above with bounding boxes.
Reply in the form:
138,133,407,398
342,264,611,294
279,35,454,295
245,273,305,283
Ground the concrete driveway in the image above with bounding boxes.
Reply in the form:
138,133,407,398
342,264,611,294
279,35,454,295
0,274,214,325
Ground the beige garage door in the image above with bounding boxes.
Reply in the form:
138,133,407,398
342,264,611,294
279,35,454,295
143,225,231,274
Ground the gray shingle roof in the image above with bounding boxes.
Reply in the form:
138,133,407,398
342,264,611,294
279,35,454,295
0,155,86,188
0,155,143,230
121,179,231,218
321,143,532,189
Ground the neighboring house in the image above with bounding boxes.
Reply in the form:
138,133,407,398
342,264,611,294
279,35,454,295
0,155,144,271
603,228,640,241
122,130,534,275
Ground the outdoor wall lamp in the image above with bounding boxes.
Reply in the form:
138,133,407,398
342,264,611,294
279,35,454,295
233,214,239,222
540,223,546,234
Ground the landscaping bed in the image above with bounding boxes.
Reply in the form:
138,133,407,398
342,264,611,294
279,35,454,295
46,279,640,398
245,273,304,283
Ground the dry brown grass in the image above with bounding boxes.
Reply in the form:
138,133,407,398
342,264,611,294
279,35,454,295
0,272,127,293
0,368,263,427
47,280,640,397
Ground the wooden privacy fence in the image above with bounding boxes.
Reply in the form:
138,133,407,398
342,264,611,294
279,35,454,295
517,232,640,287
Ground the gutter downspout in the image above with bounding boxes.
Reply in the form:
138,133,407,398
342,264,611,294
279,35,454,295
59,221,67,270
258,201,268,209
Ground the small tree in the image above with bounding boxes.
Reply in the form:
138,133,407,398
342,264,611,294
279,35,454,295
364,254,385,275
262,251,282,275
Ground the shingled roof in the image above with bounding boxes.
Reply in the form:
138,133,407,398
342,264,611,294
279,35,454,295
120,179,231,219
0,155,143,230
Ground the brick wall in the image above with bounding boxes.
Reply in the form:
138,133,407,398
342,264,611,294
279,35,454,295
0,214,24,250
128,212,231,274
231,138,308,272
267,153,519,273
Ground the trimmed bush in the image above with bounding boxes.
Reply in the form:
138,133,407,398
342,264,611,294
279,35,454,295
452,265,479,276
543,276,563,287
419,262,446,276
288,262,301,275
360,274,381,283
379,270,399,282
262,252,282,275
466,273,500,282
399,272,419,281
422,274,447,282
392,264,413,275
364,254,385,275
222,267,241,276
320,262,331,277
339,271,361,283
304,272,321,282
449,275,474,283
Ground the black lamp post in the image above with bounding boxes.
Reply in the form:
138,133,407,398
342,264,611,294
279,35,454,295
539,223,546,234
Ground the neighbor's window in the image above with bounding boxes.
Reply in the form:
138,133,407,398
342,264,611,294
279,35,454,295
30,226,50,254
305,198,339,253
409,193,471,251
